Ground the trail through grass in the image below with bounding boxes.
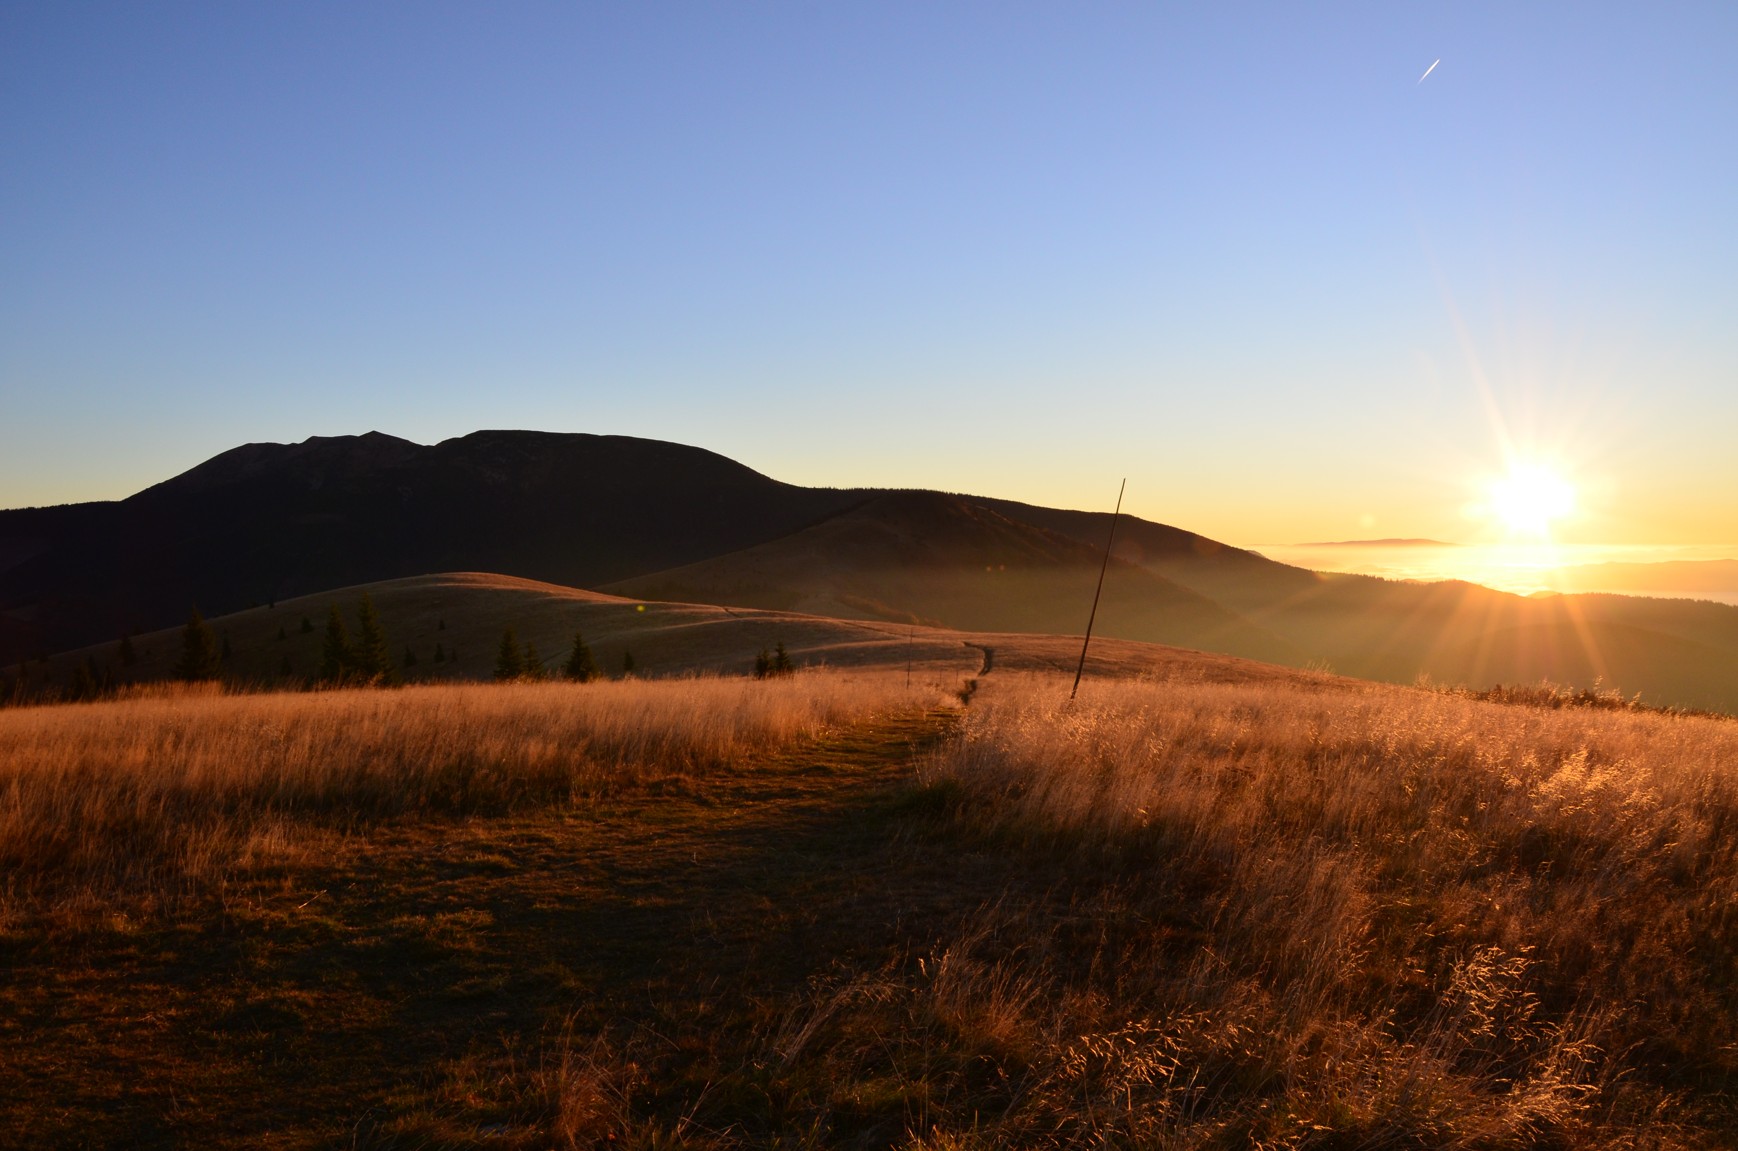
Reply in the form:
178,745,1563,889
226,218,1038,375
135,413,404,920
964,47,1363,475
1,702,990,1149
8,666,1738,1148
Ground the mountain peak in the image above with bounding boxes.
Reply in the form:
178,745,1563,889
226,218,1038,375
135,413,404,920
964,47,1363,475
137,432,425,500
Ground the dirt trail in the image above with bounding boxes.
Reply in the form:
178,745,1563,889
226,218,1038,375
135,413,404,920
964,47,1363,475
2,705,1014,1150
964,641,994,675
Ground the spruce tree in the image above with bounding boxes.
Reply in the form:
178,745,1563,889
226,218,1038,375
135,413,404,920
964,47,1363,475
621,649,636,677
352,593,393,684
320,606,353,684
117,633,137,667
523,641,543,680
563,632,598,682
279,654,294,679
176,609,222,682
220,631,233,661
773,642,793,676
301,616,315,634
403,645,418,668
433,642,446,664
494,628,524,681
754,649,771,679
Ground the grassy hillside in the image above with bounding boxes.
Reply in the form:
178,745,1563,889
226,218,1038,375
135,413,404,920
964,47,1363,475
4,658,1736,1147
7,425,1733,712
7,571,984,698
988,500,1738,714
5,569,1320,705
606,491,1300,665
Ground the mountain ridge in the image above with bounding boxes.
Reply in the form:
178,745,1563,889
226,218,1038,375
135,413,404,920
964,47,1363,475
4,429,1736,713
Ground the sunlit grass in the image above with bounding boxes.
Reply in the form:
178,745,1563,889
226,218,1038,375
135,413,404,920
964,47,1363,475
6,664,1737,1146
884,672,1738,1145
0,671,946,913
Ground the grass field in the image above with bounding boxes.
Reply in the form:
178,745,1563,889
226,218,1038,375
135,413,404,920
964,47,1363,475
4,662,1736,1148
0,672,947,920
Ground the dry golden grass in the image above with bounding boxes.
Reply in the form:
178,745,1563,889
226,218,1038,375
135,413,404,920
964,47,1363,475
0,670,947,913
9,657,1738,1148
880,672,1738,1146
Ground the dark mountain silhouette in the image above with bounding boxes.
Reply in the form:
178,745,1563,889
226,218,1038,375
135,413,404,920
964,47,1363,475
0,430,868,663
606,490,1302,664
4,429,1736,712
963,495,1323,606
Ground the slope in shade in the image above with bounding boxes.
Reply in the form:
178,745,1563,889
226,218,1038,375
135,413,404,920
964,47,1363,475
607,490,1300,664
5,429,1737,714
0,430,870,662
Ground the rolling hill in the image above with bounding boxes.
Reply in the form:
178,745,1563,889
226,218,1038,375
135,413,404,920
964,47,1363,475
5,429,1737,712
19,570,1318,702
0,430,868,663
606,490,1301,665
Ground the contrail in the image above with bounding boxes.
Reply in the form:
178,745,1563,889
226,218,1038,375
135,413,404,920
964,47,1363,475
1418,58,1440,84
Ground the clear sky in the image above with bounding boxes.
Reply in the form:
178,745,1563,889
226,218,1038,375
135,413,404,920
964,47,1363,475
3,2,1734,549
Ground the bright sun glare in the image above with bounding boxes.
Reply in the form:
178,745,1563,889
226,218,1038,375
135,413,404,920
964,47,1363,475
1488,463,1575,538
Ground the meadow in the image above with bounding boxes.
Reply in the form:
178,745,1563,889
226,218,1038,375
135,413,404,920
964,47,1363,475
0,672,939,920
895,673,1738,1146
3,663,1737,1148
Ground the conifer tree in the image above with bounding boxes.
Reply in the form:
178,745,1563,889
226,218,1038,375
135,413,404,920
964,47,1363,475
494,628,524,681
301,616,315,634
621,649,636,677
277,625,288,642
564,632,598,682
279,654,294,679
221,631,233,661
320,606,353,684
433,642,446,663
117,633,137,667
773,642,793,676
176,609,222,682
352,593,393,683
754,649,771,679
523,641,543,680
70,662,98,701
403,645,418,668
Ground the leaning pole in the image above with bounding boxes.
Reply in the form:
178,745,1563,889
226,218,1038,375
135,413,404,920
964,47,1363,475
1071,479,1126,701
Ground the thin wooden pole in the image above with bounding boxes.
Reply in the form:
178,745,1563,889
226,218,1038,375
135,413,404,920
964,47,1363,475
1071,479,1126,701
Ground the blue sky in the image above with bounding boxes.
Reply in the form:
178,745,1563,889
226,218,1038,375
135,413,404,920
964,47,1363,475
3,2,1734,547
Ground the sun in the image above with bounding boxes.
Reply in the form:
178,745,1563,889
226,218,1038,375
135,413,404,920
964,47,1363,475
1488,463,1575,538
